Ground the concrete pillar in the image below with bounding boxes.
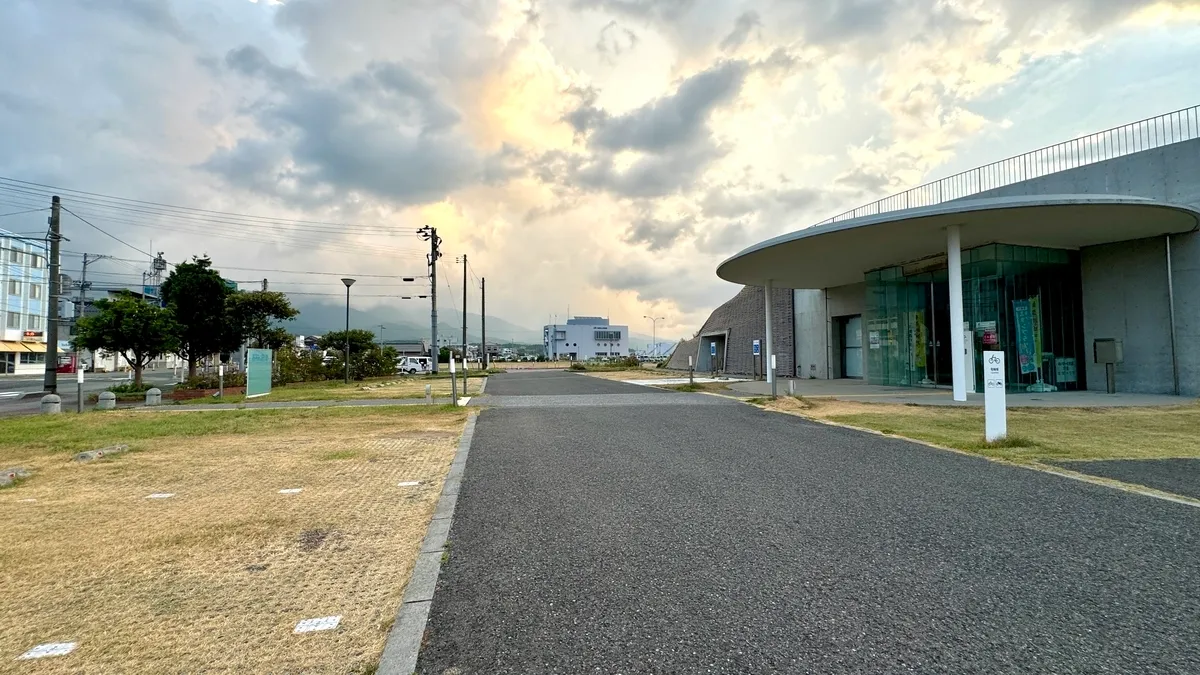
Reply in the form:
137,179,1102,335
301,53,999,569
947,224,967,402
41,394,62,414
145,388,162,406
765,279,774,385
97,391,116,410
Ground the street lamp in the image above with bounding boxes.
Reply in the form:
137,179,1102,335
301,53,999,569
643,315,666,357
341,278,355,384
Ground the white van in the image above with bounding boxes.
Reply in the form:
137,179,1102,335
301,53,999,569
396,356,433,375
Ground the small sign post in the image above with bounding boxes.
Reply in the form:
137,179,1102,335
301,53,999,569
984,351,1007,442
688,355,694,385
770,354,778,399
753,339,762,381
76,367,84,413
709,342,717,377
449,357,458,406
245,349,272,398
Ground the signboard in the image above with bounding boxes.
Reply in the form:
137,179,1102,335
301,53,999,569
1055,357,1078,383
869,331,881,349
1030,295,1043,370
976,320,998,346
245,348,272,398
709,342,717,357
752,339,761,356
222,279,238,291
912,313,926,368
984,351,1007,442
22,330,43,338
143,285,157,298
1012,299,1037,374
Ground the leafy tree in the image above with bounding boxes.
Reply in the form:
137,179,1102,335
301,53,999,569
161,256,232,378
225,291,299,351
74,292,178,387
317,329,379,356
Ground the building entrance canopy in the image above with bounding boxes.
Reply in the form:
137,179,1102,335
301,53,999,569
717,195,1200,289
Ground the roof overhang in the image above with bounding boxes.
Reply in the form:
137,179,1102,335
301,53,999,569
717,195,1200,289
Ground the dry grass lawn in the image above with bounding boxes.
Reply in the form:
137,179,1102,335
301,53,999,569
582,369,682,381
187,374,484,404
755,396,1200,462
0,406,468,673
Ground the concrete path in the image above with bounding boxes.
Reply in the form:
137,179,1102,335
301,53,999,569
416,370,1200,673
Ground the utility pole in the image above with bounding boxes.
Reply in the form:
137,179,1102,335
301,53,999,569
75,253,96,374
481,277,487,369
417,226,441,373
377,324,385,354
460,253,468,363
43,196,62,394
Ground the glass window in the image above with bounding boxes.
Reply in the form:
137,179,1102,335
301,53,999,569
30,283,41,299
7,279,19,296
23,352,46,364
6,311,19,329
28,314,42,330
29,254,43,269
8,249,21,264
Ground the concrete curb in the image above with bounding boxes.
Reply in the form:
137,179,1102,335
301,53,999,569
378,411,478,675
478,376,487,395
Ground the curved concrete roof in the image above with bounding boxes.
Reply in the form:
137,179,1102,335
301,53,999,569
717,195,1200,289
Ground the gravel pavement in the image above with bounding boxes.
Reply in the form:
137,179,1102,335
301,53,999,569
416,372,1200,674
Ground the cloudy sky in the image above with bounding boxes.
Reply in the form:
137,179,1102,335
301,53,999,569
1,0,1198,338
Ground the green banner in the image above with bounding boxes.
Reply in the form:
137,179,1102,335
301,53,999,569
1030,294,1043,370
246,348,273,398
1012,299,1037,375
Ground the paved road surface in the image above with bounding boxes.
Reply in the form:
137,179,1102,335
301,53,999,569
417,371,1200,673
1055,458,1200,501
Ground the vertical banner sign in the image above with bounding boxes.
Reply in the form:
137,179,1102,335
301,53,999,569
913,312,927,368
984,351,1007,442
1030,295,1043,371
710,342,717,357
752,339,761,356
245,349,273,398
1012,299,1037,374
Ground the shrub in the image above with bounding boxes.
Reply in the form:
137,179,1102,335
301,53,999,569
568,362,587,371
179,371,247,390
107,382,155,394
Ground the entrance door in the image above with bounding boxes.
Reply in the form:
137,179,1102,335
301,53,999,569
841,315,863,378
1,352,13,374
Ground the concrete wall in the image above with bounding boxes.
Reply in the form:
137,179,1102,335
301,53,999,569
826,283,867,380
1081,237,1174,394
667,285,795,377
794,289,828,379
973,138,1200,394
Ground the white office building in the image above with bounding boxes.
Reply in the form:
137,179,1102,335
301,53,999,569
544,316,629,360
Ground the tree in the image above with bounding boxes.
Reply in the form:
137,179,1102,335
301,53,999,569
317,329,379,356
74,292,178,387
160,256,232,378
225,291,299,350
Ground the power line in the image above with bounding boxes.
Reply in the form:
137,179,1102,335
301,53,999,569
0,207,49,219
60,206,153,258
216,265,426,278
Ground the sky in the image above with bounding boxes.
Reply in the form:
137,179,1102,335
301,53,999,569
1,0,1198,339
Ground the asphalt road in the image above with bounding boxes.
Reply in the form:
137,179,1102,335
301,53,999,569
1054,458,1200,500
418,372,1200,674
0,370,178,415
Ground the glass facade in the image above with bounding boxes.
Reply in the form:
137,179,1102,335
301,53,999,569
865,244,1086,393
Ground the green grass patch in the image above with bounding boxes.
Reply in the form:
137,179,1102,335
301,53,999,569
821,404,1200,462
0,404,465,461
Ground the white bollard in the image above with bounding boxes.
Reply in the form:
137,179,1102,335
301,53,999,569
145,388,162,407
97,391,117,410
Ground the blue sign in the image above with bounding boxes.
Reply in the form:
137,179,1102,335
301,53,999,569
752,339,761,356
710,342,717,357
1012,299,1037,375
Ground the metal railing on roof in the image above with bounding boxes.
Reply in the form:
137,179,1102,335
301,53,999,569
818,105,1200,225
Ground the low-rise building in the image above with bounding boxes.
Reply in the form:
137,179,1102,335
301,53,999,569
1,229,49,374
543,316,629,361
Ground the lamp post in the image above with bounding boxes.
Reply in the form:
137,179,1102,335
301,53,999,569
643,315,665,357
341,278,355,384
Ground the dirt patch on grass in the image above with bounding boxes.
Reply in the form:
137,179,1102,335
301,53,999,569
581,369,679,381
0,406,467,673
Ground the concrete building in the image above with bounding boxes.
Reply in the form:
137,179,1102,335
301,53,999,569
692,105,1200,397
1,229,49,374
544,316,629,360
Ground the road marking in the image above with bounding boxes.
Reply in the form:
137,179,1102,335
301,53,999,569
0,392,22,399
278,488,303,494
146,493,175,499
397,481,420,487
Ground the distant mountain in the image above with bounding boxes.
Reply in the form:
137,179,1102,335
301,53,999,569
286,299,543,344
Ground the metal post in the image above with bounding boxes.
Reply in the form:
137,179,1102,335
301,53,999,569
481,276,487,369
1167,235,1180,395
461,253,468,364
76,367,83,413
1106,363,1116,395
450,357,458,406
341,278,355,384
764,280,775,385
770,354,778,399
44,196,62,394
947,224,967,401
219,364,224,398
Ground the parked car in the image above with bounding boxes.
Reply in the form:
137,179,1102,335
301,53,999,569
396,356,433,375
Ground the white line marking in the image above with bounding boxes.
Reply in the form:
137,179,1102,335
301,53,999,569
146,493,175,499
397,481,420,487
294,616,341,633
19,642,77,659
278,488,303,494
0,392,21,399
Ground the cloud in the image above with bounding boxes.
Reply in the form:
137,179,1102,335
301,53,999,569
206,46,500,207
624,213,695,250
596,20,640,61
719,10,761,51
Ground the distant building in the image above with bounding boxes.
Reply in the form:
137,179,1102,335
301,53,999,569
386,340,432,357
1,229,49,374
543,316,628,360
